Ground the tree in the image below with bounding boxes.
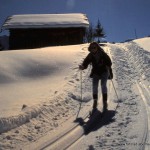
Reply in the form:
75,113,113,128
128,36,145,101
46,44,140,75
94,19,106,43
84,22,95,43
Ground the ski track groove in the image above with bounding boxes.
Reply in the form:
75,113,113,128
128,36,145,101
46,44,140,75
116,43,150,149
90,43,149,150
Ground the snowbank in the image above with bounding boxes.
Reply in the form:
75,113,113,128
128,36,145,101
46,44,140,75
134,37,150,52
0,44,91,132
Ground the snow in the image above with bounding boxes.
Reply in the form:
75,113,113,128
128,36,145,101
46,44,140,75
0,37,150,149
2,13,89,29
134,37,150,52
0,45,87,117
69,38,150,150
0,43,93,149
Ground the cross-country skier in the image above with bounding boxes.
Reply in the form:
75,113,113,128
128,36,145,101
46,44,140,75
79,42,112,113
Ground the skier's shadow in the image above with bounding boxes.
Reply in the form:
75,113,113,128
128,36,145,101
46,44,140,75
75,110,116,135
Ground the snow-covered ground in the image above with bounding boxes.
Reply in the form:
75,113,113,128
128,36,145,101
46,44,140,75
70,38,150,150
0,37,150,150
134,37,150,52
0,45,88,117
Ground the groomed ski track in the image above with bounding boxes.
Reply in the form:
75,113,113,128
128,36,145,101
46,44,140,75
24,42,150,150
110,43,149,150
24,82,117,150
69,43,150,150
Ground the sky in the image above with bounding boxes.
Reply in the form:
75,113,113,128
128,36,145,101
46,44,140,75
0,0,150,42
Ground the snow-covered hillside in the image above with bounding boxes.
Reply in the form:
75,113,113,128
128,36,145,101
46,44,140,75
134,37,150,52
0,37,150,150
0,45,88,117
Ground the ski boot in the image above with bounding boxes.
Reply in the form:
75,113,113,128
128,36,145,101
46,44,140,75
89,94,98,117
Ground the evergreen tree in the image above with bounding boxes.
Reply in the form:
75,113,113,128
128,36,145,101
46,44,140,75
94,19,106,43
85,22,95,43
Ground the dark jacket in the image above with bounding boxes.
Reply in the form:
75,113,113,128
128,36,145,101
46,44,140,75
82,50,112,77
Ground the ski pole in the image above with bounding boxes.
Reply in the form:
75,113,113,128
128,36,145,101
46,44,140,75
111,79,121,112
111,79,119,101
108,67,119,102
76,70,83,119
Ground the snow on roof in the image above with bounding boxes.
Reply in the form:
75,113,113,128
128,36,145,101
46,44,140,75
2,13,89,30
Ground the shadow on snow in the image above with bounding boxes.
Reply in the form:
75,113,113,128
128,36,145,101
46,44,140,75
75,109,116,135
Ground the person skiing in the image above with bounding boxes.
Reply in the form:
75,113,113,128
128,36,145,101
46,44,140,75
79,42,112,113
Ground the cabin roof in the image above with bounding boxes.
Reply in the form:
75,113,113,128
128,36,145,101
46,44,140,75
2,13,89,30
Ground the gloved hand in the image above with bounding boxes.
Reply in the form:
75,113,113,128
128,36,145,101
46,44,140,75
79,65,84,70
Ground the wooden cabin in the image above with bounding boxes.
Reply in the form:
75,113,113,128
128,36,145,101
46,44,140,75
2,14,89,49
